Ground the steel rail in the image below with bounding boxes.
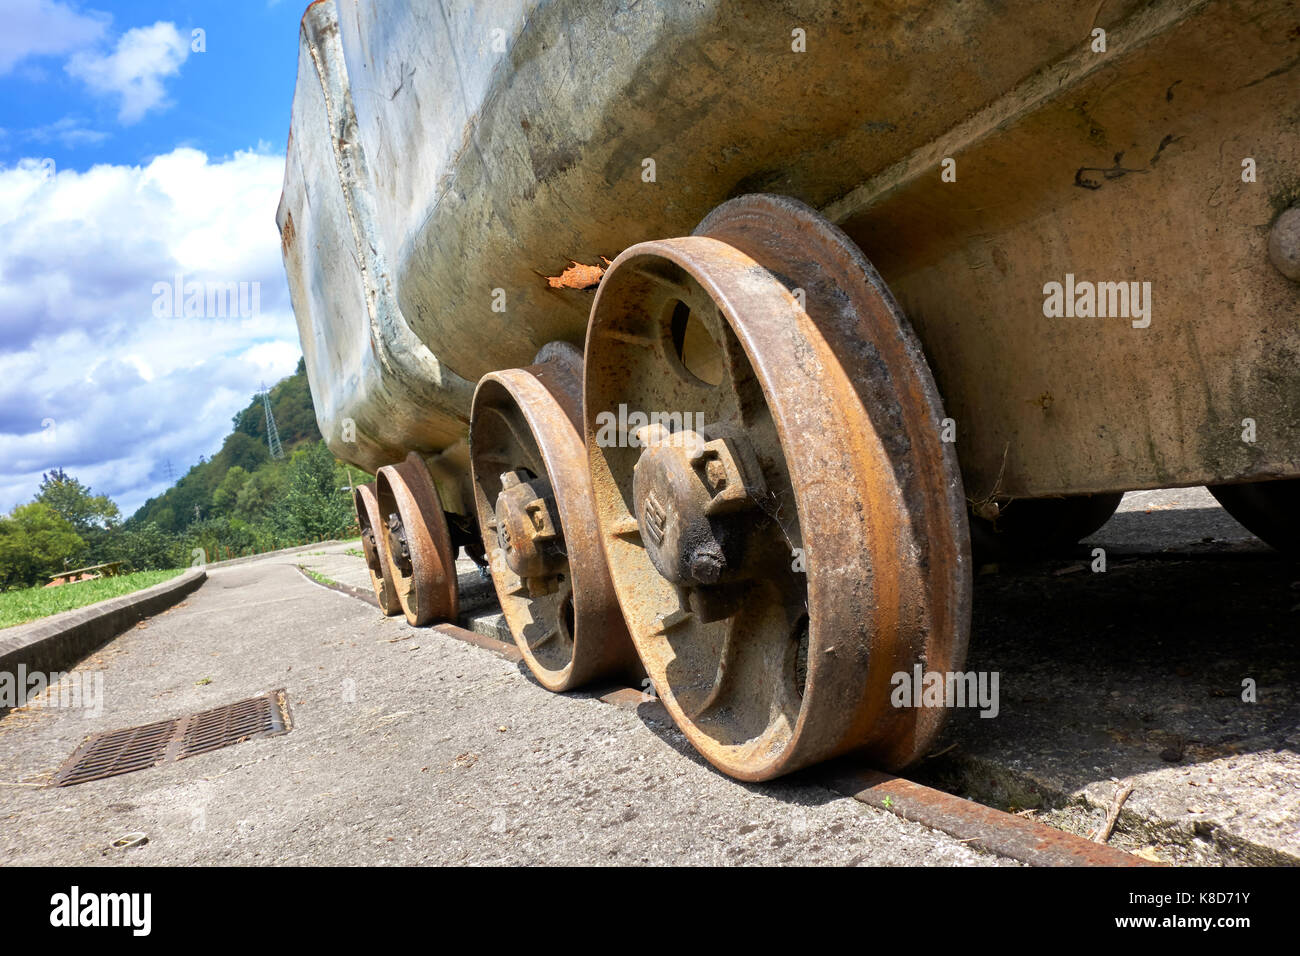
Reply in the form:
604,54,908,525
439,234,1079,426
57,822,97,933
298,566,1158,867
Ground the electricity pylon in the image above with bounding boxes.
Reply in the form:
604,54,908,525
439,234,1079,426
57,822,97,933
261,383,284,460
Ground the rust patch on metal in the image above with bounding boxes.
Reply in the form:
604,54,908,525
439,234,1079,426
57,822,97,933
544,258,610,290
279,209,295,256
52,690,291,787
824,767,1159,867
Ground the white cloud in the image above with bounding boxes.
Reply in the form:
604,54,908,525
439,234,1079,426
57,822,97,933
0,0,108,74
0,147,300,516
23,116,109,148
66,21,189,124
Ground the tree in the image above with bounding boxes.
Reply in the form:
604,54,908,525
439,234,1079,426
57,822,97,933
278,441,354,540
0,503,86,589
34,470,119,565
221,431,269,473
234,465,286,524
109,522,179,572
36,469,120,538
212,466,249,516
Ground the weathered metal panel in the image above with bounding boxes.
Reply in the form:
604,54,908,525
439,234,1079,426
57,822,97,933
830,0,1300,497
277,0,473,474
368,0,1165,382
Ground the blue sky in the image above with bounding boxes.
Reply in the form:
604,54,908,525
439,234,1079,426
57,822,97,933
1,0,303,170
0,0,310,516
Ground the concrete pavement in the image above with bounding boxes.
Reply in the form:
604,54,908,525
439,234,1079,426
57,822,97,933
0,555,1010,866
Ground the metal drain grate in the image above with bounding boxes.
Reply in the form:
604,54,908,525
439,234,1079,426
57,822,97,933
52,689,291,787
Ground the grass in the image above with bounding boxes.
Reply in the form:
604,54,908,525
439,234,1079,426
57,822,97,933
0,569,185,630
298,565,336,587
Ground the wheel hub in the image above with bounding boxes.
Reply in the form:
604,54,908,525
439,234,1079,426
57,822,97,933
385,511,412,574
361,526,383,575
469,348,642,691
632,422,768,599
493,469,565,586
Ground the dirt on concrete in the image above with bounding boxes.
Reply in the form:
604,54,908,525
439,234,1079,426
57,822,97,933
2,487,1294,867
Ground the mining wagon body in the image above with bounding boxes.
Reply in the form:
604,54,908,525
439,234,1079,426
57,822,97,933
279,0,1300,780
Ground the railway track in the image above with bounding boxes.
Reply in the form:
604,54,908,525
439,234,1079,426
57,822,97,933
299,565,1153,868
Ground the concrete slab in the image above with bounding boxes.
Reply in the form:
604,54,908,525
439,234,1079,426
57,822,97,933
250,493,1300,865
3,488,1291,866
0,570,206,718
253,494,1300,865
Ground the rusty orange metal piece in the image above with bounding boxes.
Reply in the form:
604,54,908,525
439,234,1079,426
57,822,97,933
824,768,1159,867
544,259,610,290
353,481,402,616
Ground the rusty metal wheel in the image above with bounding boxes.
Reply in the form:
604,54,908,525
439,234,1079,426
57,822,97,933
354,481,402,616
584,193,971,781
470,343,642,691
375,452,458,626
1208,479,1300,555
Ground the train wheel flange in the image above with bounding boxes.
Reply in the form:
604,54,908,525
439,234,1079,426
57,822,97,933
375,452,458,626
470,342,640,690
584,193,971,781
353,481,402,616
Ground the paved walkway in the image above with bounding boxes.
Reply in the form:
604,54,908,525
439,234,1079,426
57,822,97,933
0,554,1008,865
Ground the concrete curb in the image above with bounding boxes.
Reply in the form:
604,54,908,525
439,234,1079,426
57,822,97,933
294,565,380,609
292,563,510,642
0,569,207,711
